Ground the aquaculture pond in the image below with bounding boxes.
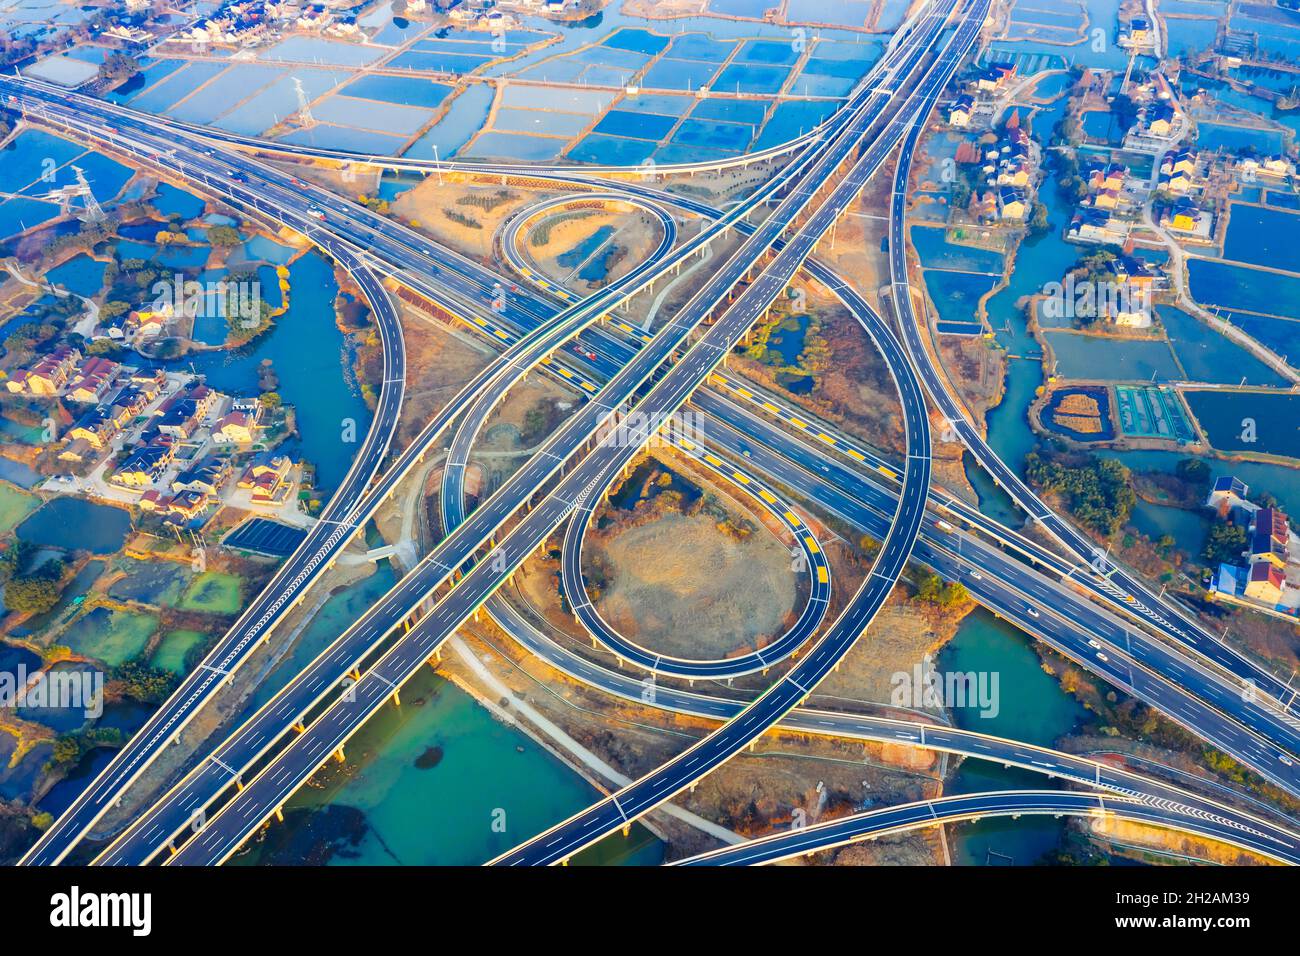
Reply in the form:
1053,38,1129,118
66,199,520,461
1183,390,1300,460
16,498,132,554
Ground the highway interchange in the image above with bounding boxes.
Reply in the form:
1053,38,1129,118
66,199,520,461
9,0,1300,866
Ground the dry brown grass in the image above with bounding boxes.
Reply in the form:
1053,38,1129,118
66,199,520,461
590,509,796,660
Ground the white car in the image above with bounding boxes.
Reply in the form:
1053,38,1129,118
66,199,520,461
968,570,982,581
1026,607,1039,618
1280,755,1294,767
1096,652,1109,663
1088,639,1102,650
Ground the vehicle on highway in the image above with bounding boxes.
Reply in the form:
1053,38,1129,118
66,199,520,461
1026,606,1039,618
1096,652,1109,663
968,570,982,581
1088,639,1102,650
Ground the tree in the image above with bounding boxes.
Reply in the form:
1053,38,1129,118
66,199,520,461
3,576,62,615
86,338,124,358
1024,452,1136,537
1175,457,1210,488
1029,201,1050,234
259,391,282,410
208,224,241,247
100,300,131,320
1203,522,1247,565
111,659,178,705
98,53,138,83
914,572,967,607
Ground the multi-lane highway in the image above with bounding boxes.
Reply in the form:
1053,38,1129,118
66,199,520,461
489,0,985,867
673,790,1297,865
8,57,839,864
11,0,1296,869
143,0,970,866
69,2,962,866
8,99,409,865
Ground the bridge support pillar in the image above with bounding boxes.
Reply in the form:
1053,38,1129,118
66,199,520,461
621,824,630,837
292,722,306,734
235,778,245,793
392,689,401,707
334,747,346,764
274,806,284,823
167,841,177,856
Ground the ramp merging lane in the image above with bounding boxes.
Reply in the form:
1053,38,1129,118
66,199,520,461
884,79,1300,792
672,790,1297,866
15,0,1284,867
8,61,844,865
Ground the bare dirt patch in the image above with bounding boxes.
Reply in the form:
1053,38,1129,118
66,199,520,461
590,509,796,661
391,175,560,260
525,206,664,295
584,454,800,661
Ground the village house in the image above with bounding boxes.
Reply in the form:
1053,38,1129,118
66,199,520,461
997,186,1029,220
155,384,217,440
66,405,119,450
238,453,294,505
6,346,81,396
947,93,974,127
65,357,121,405
1068,208,1129,245
212,407,261,445
973,62,1016,94
172,457,233,495
111,443,175,488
